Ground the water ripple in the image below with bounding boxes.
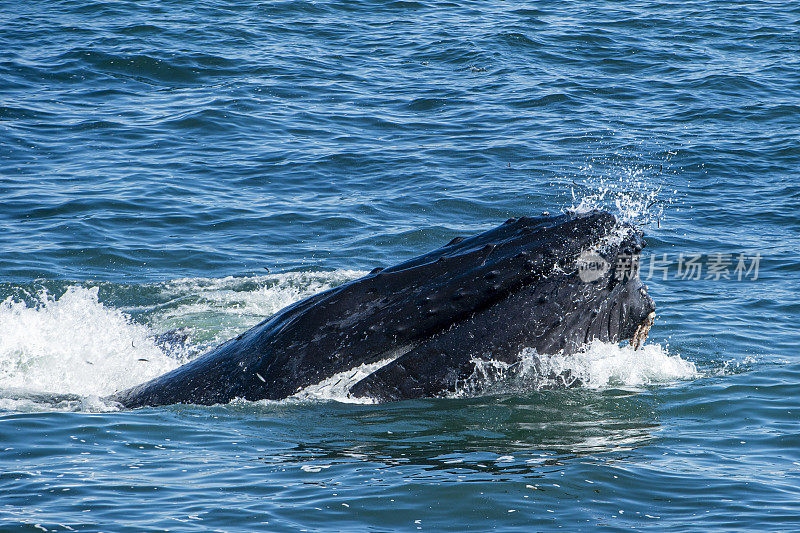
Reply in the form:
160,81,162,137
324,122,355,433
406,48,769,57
2,0,800,529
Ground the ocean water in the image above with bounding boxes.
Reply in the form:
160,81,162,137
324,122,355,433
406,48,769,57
1,0,799,530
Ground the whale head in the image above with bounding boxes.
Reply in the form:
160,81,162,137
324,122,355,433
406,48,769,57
344,210,657,400
376,210,656,352
113,210,657,407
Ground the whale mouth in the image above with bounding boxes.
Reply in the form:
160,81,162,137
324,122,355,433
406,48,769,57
631,311,655,350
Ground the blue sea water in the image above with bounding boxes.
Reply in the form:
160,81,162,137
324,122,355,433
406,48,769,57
1,0,799,530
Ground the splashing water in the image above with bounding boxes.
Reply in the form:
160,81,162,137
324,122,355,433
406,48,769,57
0,272,369,409
0,286,179,398
529,340,699,389
457,341,698,398
566,150,678,226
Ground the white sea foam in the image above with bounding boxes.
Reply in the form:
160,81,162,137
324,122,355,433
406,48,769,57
529,340,698,388
0,286,179,398
458,340,698,396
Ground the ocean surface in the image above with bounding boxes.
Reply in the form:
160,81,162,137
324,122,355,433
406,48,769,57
1,0,799,530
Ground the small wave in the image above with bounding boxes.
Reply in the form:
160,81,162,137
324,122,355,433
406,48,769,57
0,393,116,414
158,270,366,317
152,270,367,344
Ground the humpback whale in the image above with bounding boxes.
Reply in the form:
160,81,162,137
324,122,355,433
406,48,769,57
112,210,655,407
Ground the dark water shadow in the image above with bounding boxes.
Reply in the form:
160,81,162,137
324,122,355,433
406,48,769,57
214,388,663,479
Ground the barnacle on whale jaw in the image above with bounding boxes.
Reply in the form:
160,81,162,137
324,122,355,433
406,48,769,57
632,312,655,350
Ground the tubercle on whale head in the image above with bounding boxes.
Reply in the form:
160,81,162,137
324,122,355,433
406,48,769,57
405,210,618,284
